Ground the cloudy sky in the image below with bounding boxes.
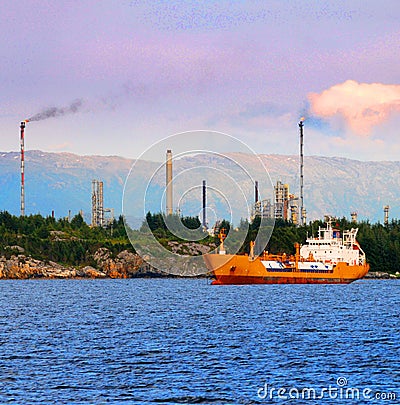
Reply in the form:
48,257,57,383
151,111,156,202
1,0,400,160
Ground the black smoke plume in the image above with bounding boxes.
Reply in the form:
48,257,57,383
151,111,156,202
27,99,84,122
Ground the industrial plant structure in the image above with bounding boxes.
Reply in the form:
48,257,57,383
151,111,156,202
91,180,114,227
253,119,307,224
91,180,104,227
252,180,300,224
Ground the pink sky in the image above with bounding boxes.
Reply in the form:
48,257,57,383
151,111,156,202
1,0,400,160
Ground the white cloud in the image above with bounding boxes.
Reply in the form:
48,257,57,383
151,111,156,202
308,80,400,135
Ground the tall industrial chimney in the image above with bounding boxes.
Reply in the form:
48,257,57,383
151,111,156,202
166,149,173,215
255,180,259,204
299,119,305,225
202,180,206,228
384,205,389,225
20,121,26,217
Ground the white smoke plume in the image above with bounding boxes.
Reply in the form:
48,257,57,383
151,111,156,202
308,80,400,135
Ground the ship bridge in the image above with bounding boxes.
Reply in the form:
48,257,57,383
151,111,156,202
300,220,366,266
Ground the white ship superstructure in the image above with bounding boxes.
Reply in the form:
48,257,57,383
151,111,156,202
300,220,366,266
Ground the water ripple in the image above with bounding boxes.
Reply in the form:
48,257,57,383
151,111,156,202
0,279,399,404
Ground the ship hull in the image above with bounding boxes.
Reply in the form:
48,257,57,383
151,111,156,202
204,254,369,285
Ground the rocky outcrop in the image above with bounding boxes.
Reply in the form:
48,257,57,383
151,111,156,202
93,248,143,278
78,266,106,278
0,242,220,279
0,256,77,279
167,241,215,255
0,248,144,279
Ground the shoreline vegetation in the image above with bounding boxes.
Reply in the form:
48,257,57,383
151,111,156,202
0,211,400,280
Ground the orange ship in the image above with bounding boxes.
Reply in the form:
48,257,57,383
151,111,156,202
204,220,369,284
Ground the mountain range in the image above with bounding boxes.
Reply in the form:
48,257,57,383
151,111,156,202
1,150,399,224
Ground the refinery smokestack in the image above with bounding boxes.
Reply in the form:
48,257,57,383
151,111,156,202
202,180,207,228
20,121,26,217
299,119,305,225
384,205,389,225
166,149,173,215
255,180,259,204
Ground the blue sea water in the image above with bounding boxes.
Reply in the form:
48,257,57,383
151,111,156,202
0,279,399,404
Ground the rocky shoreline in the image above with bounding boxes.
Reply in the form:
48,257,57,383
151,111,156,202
0,248,168,279
363,271,399,280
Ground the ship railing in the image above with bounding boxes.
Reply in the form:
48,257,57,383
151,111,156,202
262,251,318,264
